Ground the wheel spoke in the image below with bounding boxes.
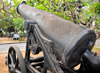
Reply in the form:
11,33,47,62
15,69,21,73
15,58,19,68
13,49,16,64
8,64,12,68
9,53,14,64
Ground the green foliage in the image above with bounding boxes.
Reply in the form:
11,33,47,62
64,15,70,20
68,4,75,11
1,0,100,33
0,17,13,29
18,38,25,41
0,0,25,32
12,0,23,7
12,17,25,32
30,0,76,21
90,3,100,14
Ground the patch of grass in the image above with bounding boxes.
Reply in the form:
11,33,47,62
18,38,25,41
93,47,100,51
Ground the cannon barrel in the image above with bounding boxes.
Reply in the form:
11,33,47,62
17,1,96,69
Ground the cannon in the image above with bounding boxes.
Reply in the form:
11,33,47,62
6,1,100,73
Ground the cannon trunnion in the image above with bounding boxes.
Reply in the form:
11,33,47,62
6,1,100,73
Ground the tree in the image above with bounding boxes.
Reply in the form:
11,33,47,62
0,0,100,38
12,17,25,32
0,0,25,32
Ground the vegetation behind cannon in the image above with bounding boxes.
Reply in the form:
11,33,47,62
16,1,97,69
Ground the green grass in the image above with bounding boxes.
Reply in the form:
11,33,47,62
18,38,25,41
93,47,100,51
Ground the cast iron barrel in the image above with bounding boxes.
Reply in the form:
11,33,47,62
17,1,96,69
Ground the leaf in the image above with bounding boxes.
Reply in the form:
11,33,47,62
83,1,88,6
13,18,15,21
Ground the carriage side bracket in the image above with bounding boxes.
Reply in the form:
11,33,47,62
24,20,64,73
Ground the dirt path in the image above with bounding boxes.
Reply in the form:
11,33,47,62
0,37,26,43
0,49,100,73
0,37,19,43
0,54,8,73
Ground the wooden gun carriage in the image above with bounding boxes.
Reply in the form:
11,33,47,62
6,1,100,73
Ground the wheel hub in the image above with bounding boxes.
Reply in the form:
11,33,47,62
10,65,15,72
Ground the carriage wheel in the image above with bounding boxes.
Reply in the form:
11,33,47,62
8,46,26,73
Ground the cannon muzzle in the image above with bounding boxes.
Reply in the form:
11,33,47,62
17,1,96,69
